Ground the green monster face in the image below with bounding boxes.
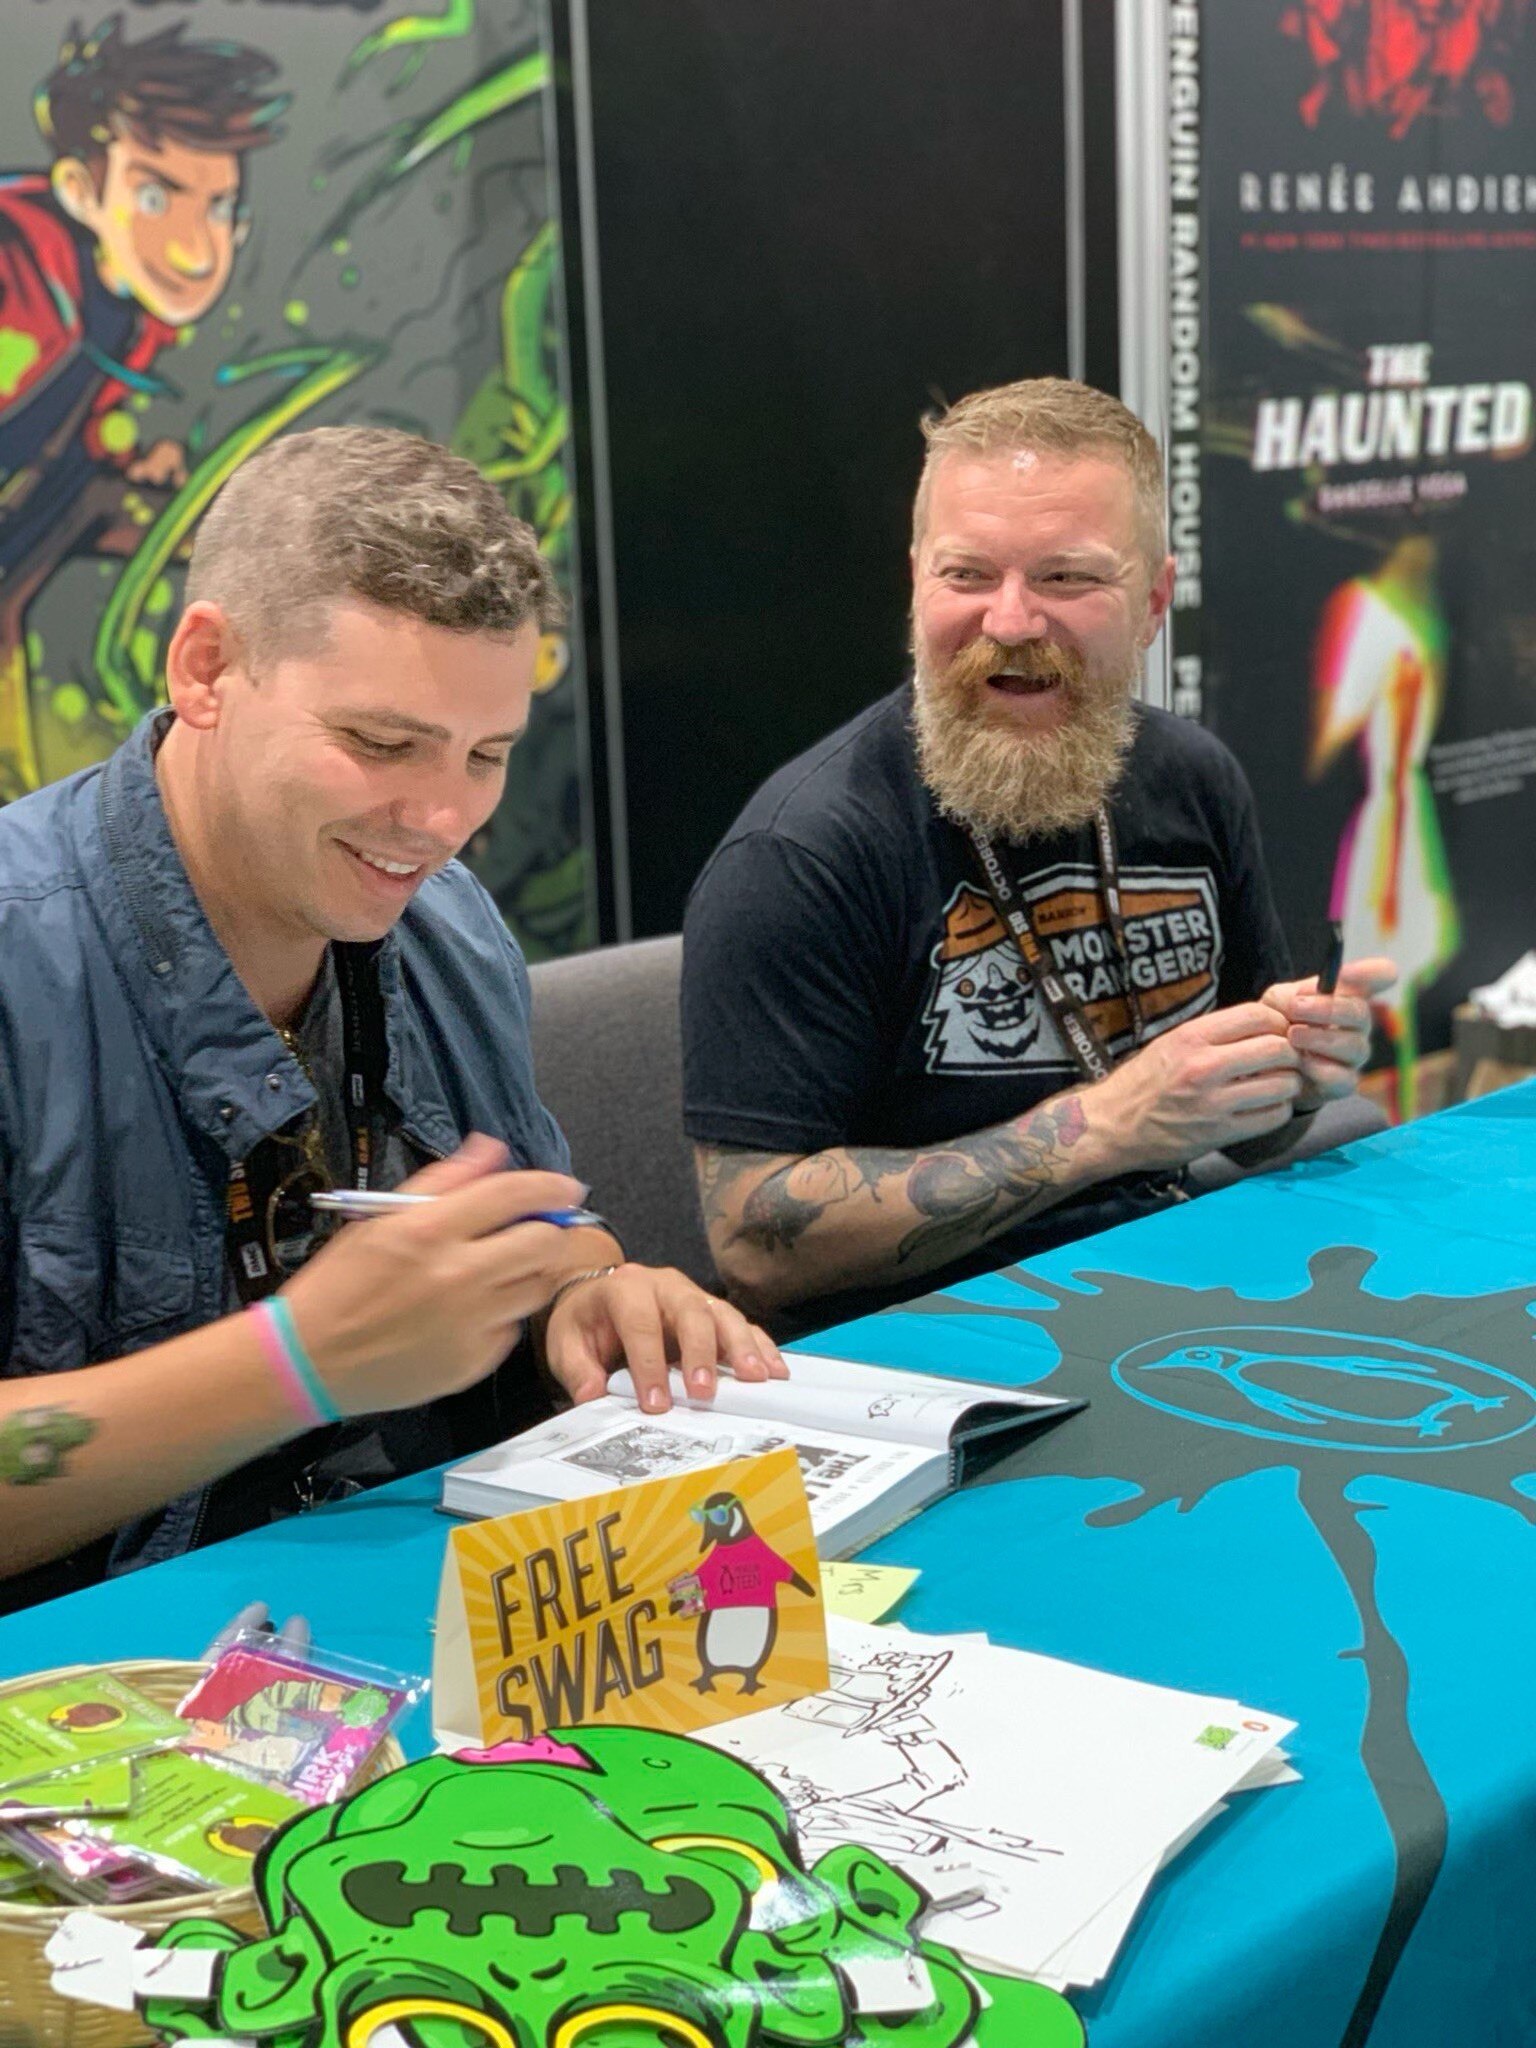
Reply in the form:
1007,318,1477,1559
142,1729,1085,2048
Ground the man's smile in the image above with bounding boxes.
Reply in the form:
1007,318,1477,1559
987,661,1064,699
335,838,433,895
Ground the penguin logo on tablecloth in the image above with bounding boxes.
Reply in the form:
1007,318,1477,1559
671,1490,814,1696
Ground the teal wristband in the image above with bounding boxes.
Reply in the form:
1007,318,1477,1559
263,1296,341,1426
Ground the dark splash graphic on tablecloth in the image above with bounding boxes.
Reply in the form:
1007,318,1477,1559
904,1246,1536,2045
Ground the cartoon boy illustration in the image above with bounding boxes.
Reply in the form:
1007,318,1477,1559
0,15,287,799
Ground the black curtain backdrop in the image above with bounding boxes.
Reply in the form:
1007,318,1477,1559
564,0,1075,935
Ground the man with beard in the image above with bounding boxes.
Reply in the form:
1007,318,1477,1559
682,378,1392,1332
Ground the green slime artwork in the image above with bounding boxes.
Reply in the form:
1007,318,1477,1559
135,1728,1086,2047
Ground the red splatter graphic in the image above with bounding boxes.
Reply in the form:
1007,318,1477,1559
1279,0,1531,134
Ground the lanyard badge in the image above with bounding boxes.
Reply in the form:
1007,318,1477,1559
963,805,1146,1086
226,947,387,1308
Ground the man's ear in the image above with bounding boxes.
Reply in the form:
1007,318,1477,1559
51,156,98,227
164,601,244,732
1141,550,1176,648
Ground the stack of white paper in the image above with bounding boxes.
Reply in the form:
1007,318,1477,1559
698,1616,1297,1992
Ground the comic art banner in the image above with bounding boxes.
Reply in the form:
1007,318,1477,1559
434,1446,829,1747
0,1,598,956
1173,0,1536,1111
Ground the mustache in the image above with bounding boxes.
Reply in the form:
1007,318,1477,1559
938,637,1088,693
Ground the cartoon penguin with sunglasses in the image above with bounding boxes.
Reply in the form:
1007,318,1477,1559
672,1489,814,1695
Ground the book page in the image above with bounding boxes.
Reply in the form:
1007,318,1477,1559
608,1354,1064,1453
450,1401,934,1545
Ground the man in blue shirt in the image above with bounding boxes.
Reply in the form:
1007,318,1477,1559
0,425,780,1610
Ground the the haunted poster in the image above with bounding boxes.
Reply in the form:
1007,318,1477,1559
0,1,597,956
1182,0,1536,1113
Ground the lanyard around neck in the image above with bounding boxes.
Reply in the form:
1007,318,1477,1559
226,945,388,1306
962,805,1146,1085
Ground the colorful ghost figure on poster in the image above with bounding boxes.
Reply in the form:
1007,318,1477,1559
47,1730,1087,2047
1308,535,1460,1117
0,15,286,800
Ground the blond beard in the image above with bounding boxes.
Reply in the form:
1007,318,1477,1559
911,633,1137,841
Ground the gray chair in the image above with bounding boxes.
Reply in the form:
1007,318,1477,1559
526,934,716,1287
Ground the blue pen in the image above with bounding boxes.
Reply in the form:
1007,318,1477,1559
310,1191,603,1228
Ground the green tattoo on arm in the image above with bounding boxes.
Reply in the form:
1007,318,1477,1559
0,1408,97,1485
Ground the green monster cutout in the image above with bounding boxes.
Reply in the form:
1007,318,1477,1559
130,1727,1086,2047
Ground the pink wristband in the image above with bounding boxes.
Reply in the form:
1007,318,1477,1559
248,1300,327,1428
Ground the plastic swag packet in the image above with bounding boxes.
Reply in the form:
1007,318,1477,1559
173,1630,423,1807
0,1843,49,1895
0,1671,185,1789
0,1754,134,1820
0,1813,169,1904
11,1750,306,1894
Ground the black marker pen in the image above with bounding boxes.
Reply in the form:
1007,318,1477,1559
1317,920,1345,996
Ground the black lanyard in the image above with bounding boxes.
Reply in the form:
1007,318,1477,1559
963,805,1146,1085
226,946,389,1306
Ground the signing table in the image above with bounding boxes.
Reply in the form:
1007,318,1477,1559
4,1083,1536,2048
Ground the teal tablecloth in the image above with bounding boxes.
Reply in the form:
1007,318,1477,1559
4,1082,1535,2048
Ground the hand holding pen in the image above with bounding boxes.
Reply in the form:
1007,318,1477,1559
312,1189,607,1230
281,1136,784,1420
274,1137,614,1417
1261,932,1398,1105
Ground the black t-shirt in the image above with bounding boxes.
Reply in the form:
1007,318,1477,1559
682,686,1291,1328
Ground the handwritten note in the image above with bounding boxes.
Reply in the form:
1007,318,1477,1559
819,1561,919,1623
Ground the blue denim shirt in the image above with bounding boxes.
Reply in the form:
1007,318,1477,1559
0,712,569,1588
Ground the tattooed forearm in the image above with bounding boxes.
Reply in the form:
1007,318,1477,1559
735,1153,867,1254
0,1407,96,1485
697,1092,1097,1307
897,1095,1090,1267
694,1144,764,1234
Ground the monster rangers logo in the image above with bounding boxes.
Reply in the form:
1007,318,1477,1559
921,867,1224,1076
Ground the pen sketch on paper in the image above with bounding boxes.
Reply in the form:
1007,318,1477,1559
761,1641,1064,1877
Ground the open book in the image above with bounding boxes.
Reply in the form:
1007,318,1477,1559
440,1353,1082,1557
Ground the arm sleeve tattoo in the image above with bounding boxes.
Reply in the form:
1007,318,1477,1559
697,1092,1092,1297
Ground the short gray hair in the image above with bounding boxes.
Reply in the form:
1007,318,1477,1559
185,425,563,663
913,377,1167,562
